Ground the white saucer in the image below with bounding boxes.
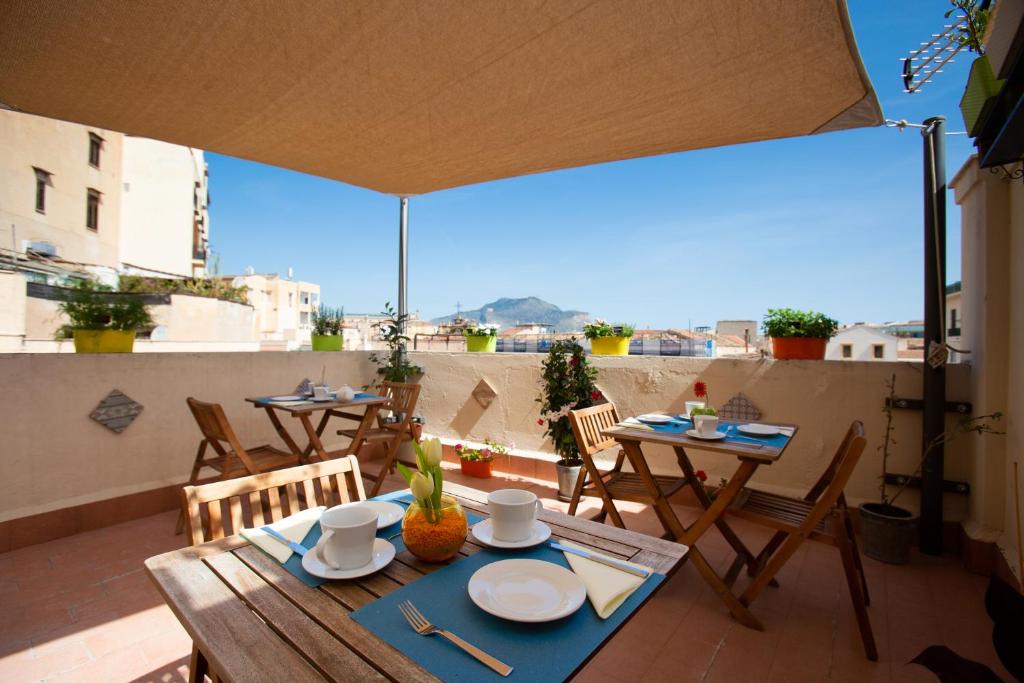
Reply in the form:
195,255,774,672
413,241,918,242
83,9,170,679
468,559,587,622
738,423,782,436
686,428,728,441
471,519,551,549
334,500,404,529
637,413,673,425
301,537,395,579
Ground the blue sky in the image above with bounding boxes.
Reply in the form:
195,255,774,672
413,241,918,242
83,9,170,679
208,1,977,328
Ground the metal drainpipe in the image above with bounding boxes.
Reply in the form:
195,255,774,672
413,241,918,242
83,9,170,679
920,116,946,555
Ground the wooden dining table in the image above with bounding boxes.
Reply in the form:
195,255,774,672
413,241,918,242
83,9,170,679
145,482,689,682
246,393,388,464
602,416,798,631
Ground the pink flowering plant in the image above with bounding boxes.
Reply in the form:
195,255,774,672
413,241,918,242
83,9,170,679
455,439,509,463
536,339,601,465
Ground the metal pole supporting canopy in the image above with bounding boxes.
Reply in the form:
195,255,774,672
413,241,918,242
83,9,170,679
398,197,409,348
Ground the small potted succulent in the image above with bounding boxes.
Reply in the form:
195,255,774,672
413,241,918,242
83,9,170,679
311,306,344,351
536,339,602,500
762,308,838,360
455,439,508,478
584,319,636,356
464,325,499,353
57,280,153,353
689,381,719,434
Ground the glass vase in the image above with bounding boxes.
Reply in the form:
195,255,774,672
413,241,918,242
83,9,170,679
401,494,468,562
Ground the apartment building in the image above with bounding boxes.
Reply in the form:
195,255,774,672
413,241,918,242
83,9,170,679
230,273,321,350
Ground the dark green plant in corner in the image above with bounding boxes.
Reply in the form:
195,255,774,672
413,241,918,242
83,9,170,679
56,280,153,338
761,308,838,339
536,339,601,465
369,302,422,385
312,306,345,336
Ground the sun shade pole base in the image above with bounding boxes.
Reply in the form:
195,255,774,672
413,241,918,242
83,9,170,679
398,196,409,360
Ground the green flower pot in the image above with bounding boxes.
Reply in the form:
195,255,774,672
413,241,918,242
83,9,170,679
72,329,135,353
311,335,343,351
960,55,1004,137
466,335,497,353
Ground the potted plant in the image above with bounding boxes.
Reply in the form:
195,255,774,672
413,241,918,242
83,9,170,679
762,308,838,360
455,439,508,478
536,339,602,500
464,325,499,353
396,437,468,562
584,319,636,356
369,302,423,385
949,0,1002,136
57,280,153,353
310,306,344,351
861,374,1004,564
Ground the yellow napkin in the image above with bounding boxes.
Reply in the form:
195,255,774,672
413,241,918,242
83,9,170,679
560,540,653,619
240,506,325,563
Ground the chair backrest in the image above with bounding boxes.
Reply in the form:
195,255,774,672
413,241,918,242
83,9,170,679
569,403,621,457
381,381,421,420
181,455,367,546
186,396,259,473
805,420,867,505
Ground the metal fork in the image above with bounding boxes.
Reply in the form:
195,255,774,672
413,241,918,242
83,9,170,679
398,600,513,677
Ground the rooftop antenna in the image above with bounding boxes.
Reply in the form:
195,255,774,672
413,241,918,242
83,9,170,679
900,17,965,94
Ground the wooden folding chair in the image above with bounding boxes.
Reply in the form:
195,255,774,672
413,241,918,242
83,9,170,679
176,398,300,534
336,381,421,496
180,456,366,681
568,403,687,537
726,420,877,660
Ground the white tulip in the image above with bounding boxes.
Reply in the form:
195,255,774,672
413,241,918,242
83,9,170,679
410,471,434,500
421,437,443,467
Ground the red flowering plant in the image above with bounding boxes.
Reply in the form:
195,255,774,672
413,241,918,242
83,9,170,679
455,439,509,463
536,339,600,465
690,381,717,417
694,470,729,501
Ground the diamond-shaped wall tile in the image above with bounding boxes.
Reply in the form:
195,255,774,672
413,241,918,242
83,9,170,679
718,393,761,421
472,379,498,409
90,389,144,434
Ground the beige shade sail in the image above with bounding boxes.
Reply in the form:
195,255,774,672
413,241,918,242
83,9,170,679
0,0,881,196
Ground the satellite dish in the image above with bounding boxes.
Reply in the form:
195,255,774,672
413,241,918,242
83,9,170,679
150,325,168,341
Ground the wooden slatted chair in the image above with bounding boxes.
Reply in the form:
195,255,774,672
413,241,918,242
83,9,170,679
726,420,877,660
176,398,300,534
180,456,367,681
567,403,687,537
336,381,421,497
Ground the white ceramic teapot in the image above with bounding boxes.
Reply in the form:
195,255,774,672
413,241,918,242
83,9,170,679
335,384,356,402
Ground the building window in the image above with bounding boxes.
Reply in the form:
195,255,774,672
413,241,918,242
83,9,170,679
86,189,101,230
33,167,52,213
311,293,319,308
873,344,885,359
288,293,293,307
300,312,310,327
88,133,103,168
841,344,852,359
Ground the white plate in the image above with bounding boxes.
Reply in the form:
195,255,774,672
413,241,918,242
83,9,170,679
637,413,673,425
301,537,395,579
685,428,727,441
738,423,782,436
310,396,335,402
336,500,404,529
468,559,587,622
270,395,302,401
471,519,551,549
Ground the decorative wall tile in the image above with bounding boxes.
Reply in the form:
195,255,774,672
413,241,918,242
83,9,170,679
472,379,498,409
90,389,143,434
718,393,761,421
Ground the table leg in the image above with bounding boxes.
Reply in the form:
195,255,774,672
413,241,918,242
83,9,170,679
301,411,333,460
342,404,382,457
618,439,687,539
263,407,304,461
298,413,332,462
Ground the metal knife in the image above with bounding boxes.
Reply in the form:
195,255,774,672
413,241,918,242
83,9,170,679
550,542,651,578
260,525,308,556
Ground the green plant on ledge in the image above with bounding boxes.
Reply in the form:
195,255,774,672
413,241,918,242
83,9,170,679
369,302,423,385
463,325,499,337
119,274,249,305
56,280,153,338
583,319,636,339
312,306,345,336
761,308,838,339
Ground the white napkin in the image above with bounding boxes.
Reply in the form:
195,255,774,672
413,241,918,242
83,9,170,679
560,540,653,619
240,506,325,563
616,418,654,431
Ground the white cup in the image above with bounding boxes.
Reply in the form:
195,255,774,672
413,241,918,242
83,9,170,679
313,384,331,400
319,505,378,570
694,414,720,437
488,489,543,542
685,400,706,419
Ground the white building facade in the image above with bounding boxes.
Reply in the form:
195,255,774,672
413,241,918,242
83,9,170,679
826,325,899,362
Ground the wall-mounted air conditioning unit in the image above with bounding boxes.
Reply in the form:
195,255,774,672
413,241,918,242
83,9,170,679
23,241,58,257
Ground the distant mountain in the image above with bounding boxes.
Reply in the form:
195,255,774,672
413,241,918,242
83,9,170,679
432,297,589,332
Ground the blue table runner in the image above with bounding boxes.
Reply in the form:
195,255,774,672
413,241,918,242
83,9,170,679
350,543,665,682
642,417,792,450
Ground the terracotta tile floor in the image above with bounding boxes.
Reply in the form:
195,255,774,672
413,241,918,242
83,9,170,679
0,464,1012,682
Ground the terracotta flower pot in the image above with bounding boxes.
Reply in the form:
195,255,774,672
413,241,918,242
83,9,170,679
771,337,827,360
459,458,493,478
